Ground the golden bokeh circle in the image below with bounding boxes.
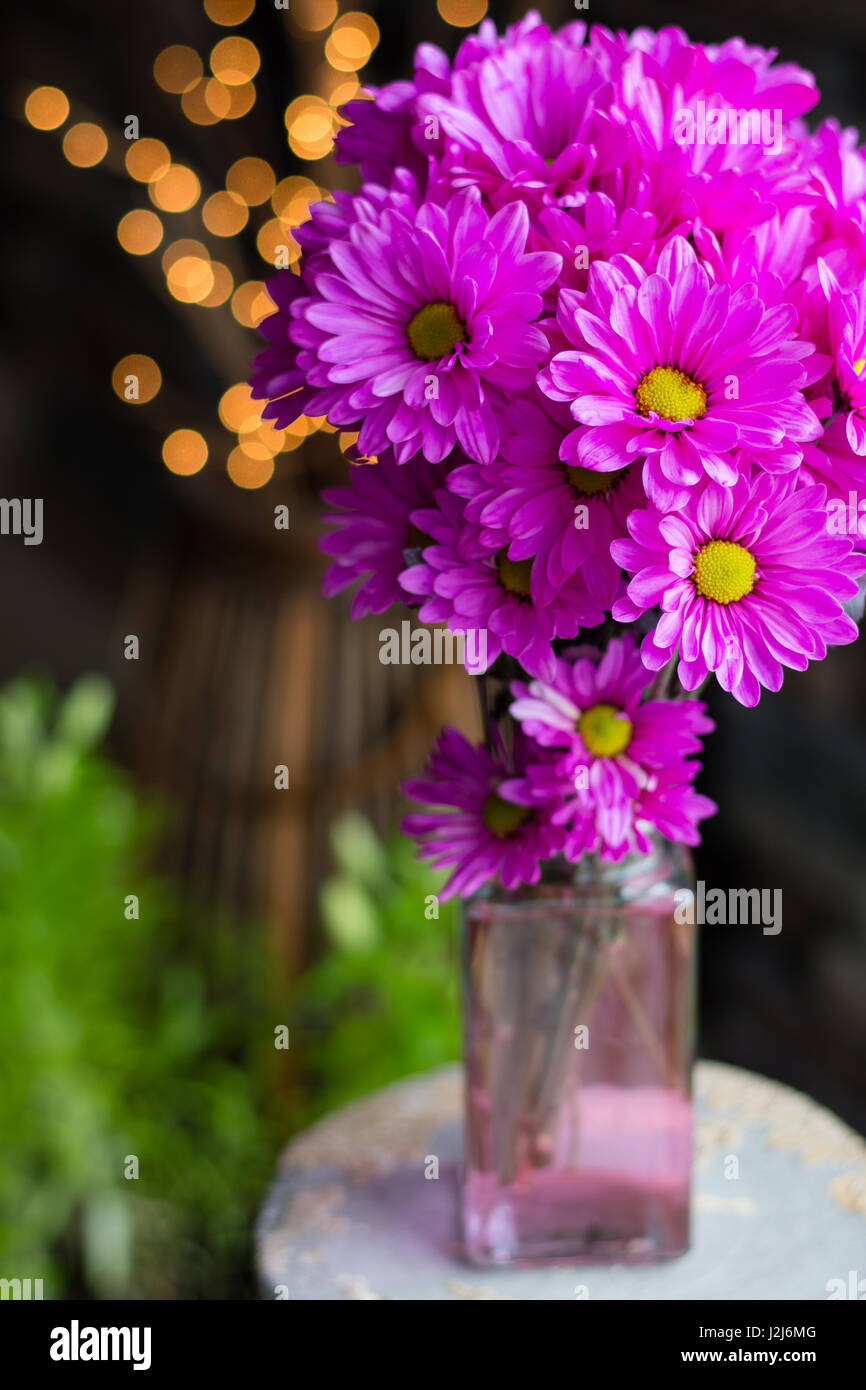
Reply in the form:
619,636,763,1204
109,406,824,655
163,429,208,475
230,280,275,328
166,255,216,304
226,156,275,205
227,446,274,489
218,383,262,432
203,190,249,236
204,0,255,24
154,45,203,94
63,122,108,167
199,262,234,308
210,36,261,85
291,0,338,31
436,0,488,26
25,86,69,130
149,165,201,212
117,209,164,255
112,354,162,404
125,138,171,183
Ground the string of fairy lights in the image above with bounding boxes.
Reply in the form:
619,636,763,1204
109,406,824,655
22,0,489,490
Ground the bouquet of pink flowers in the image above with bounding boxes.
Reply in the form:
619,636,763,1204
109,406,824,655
251,14,866,900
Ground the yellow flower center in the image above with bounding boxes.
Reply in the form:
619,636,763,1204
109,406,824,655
406,301,466,362
564,464,630,496
693,539,756,604
577,703,633,757
635,366,708,422
854,357,866,375
482,791,532,838
496,551,533,597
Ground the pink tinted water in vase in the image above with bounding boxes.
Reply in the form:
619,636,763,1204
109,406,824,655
461,840,695,1266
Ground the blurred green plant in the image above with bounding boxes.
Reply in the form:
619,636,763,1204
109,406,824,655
0,677,460,1298
0,675,278,1299
293,812,460,1120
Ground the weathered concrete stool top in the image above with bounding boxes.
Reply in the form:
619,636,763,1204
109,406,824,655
256,1061,866,1300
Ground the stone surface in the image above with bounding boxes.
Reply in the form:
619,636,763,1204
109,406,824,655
256,1061,866,1301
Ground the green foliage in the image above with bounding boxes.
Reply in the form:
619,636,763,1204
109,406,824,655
0,677,461,1298
0,676,275,1299
293,812,461,1119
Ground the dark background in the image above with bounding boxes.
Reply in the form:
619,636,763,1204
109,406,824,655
4,0,866,1140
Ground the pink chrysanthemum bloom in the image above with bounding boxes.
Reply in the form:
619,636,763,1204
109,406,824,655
252,188,559,467
417,19,629,212
447,393,645,607
402,727,564,898
508,637,716,860
319,449,445,618
541,236,823,510
805,119,866,226
801,416,866,527
589,27,818,234
399,488,604,682
334,12,550,185
611,471,864,706
818,260,866,453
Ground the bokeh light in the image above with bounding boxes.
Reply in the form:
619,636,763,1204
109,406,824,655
210,37,261,85
224,82,257,119
230,280,276,327
202,190,249,236
62,122,108,167
256,218,300,267
181,79,223,126
218,382,262,433
203,0,255,24
149,165,201,212
285,96,335,160
117,209,164,255
125,138,171,183
226,156,275,205
112,354,162,404
325,14,380,72
166,255,216,304
238,417,286,459
163,429,208,475
437,0,489,26
291,0,338,30
199,262,234,308
24,86,69,130
316,66,360,108
153,45,203,94
161,238,211,272
271,175,319,222
227,446,274,489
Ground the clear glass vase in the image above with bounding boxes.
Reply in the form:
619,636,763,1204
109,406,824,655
460,837,696,1267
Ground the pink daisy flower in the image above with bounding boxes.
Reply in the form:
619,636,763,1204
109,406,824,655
402,727,564,898
399,488,604,682
334,12,551,185
508,637,716,860
252,187,559,467
801,415,866,528
417,19,628,212
319,449,445,619
541,235,823,509
611,470,864,706
818,260,866,453
448,393,645,608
